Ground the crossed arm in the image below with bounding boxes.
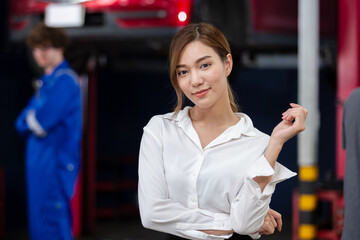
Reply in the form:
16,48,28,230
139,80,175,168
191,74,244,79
201,103,308,237
139,104,307,239
201,208,282,236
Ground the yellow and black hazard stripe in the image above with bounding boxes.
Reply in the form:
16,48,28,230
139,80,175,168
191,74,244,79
298,166,318,240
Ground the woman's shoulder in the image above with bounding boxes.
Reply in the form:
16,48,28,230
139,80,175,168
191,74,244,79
145,107,190,128
237,112,270,140
144,111,178,130
252,127,270,141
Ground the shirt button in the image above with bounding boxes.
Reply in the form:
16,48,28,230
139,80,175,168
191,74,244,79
55,202,62,209
192,197,197,203
257,200,263,206
67,164,74,171
192,173,197,177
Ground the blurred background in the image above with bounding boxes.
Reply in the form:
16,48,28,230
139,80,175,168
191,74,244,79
0,0,352,239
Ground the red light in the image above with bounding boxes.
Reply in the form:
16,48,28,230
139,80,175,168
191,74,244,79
10,16,30,31
178,11,187,22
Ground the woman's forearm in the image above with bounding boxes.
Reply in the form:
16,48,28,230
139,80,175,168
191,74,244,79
253,138,283,192
264,138,283,168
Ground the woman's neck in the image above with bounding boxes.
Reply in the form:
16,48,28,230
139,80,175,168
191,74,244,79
190,99,238,127
189,96,240,149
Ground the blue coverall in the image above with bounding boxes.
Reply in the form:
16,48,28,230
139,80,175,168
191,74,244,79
15,60,82,240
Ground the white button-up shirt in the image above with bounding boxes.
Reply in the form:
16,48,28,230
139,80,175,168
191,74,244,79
138,107,296,240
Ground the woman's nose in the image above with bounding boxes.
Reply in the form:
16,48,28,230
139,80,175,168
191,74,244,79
190,71,204,86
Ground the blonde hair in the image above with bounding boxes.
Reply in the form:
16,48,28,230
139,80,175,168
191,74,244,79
168,23,238,115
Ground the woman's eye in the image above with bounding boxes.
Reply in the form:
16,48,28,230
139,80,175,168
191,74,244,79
177,70,188,76
200,63,210,69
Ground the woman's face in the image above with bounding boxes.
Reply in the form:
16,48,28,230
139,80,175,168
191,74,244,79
176,40,232,110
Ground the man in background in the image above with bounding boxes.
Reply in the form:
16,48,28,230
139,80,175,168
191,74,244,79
15,22,81,240
341,87,360,240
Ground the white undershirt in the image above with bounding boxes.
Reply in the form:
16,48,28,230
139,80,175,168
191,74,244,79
138,107,296,240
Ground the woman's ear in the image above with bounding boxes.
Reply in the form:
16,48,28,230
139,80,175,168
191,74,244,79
225,54,233,77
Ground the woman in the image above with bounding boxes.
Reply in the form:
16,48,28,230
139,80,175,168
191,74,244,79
138,23,307,240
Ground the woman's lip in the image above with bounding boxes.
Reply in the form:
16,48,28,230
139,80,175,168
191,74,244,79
193,88,210,97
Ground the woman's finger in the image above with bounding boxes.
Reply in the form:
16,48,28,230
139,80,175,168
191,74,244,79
268,213,277,229
283,103,308,115
260,215,275,235
282,108,307,125
289,103,308,118
290,102,301,107
268,209,282,232
283,107,306,117
282,114,295,122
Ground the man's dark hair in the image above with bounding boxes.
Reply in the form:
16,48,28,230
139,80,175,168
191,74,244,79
26,22,70,49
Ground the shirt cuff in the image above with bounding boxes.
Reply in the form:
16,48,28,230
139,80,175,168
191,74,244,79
249,232,261,239
177,213,232,231
176,213,233,239
26,110,47,137
247,155,297,197
177,229,233,240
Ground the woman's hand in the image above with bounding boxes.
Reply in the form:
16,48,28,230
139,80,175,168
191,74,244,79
257,208,282,235
260,103,308,178
271,103,308,146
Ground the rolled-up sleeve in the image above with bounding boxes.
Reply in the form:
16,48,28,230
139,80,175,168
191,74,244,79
230,155,296,238
138,117,233,240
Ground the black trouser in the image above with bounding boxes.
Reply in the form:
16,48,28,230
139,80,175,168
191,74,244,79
165,233,252,240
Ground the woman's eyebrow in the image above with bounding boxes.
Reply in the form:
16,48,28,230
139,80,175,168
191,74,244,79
176,55,212,69
195,55,211,63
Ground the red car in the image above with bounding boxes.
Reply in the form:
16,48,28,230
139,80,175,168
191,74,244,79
8,0,192,44
9,0,337,49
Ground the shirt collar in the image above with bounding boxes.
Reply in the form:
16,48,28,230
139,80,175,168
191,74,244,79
234,112,257,137
42,60,69,82
164,106,257,139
